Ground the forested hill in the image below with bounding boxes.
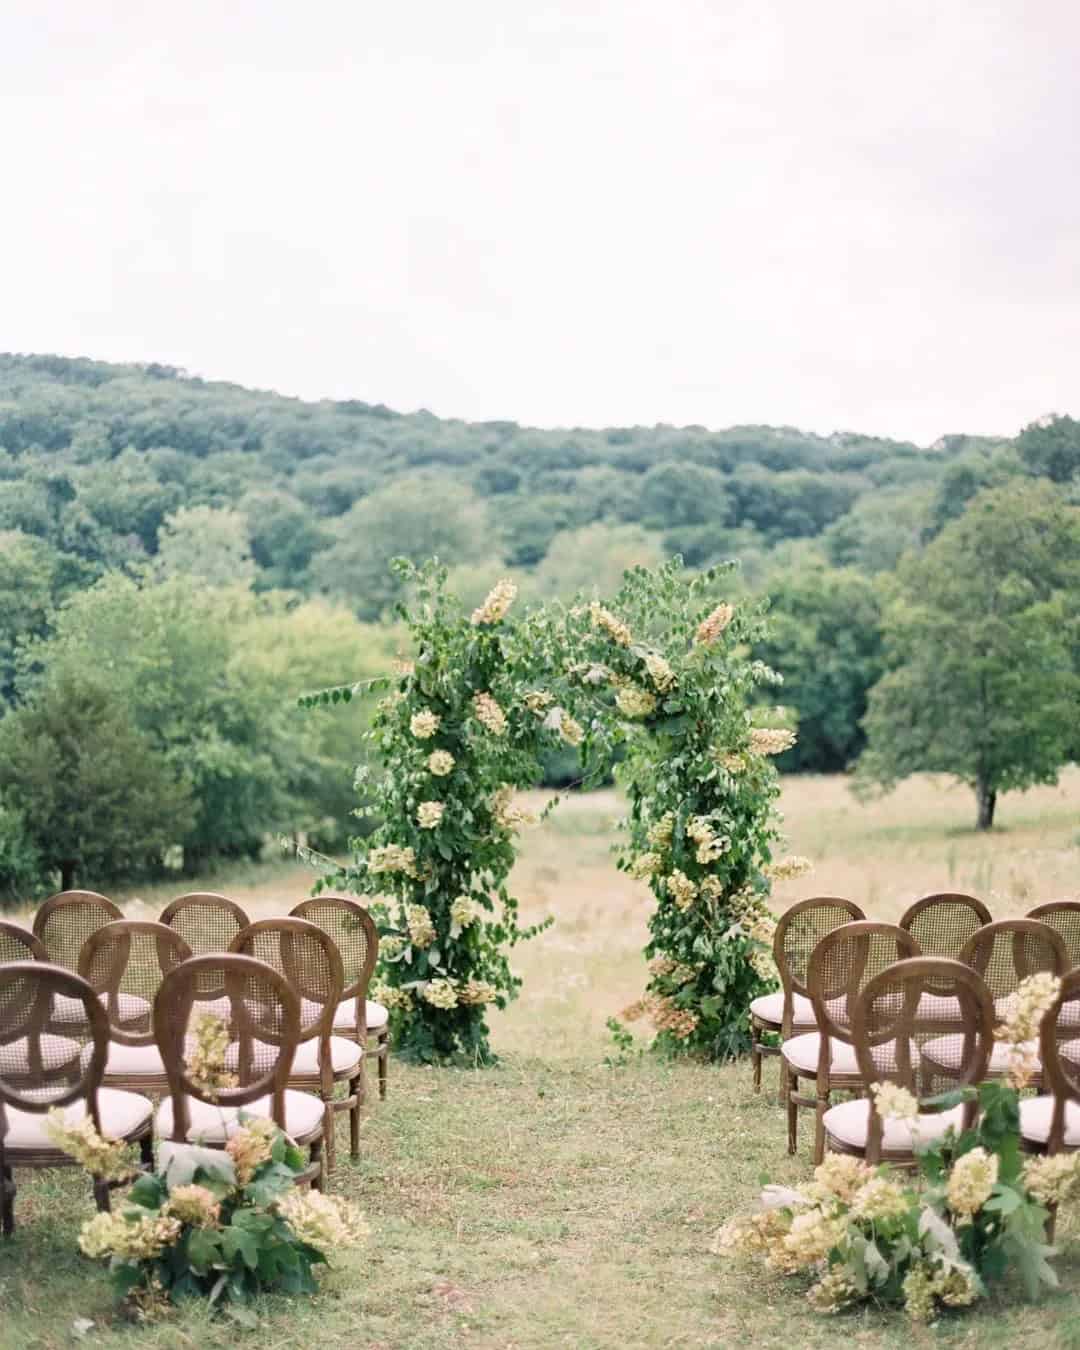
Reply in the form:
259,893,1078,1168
0,351,1027,617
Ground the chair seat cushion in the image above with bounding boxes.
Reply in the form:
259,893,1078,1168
749,992,815,1027
1019,1096,1080,1147
922,1034,1038,1077
301,998,389,1033
52,992,152,1024
223,1036,363,1076
823,1098,965,1153
2,1088,153,1152
155,1089,325,1144
5,1034,83,1074
781,1031,904,1077
103,1042,167,1077
916,992,963,1021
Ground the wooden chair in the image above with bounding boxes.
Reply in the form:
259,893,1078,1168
159,892,250,954
290,896,388,1100
230,918,363,1172
824,956,994,1164
0,921,47,964
153,952,326,1188
898,893,991,1031
920,919,1068,1087
0,962,154,1236
1020,966,1080,1154
1027,901,1080,970
750,897,864,1098
79,921,193,1092
785,921,920,1163
32,891,122,970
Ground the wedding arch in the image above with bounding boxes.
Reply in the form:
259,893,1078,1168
302,557,808,1064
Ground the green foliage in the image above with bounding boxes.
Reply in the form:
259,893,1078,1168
858,482,1080,828
1016,413,1080,484
755,562,884,772
0,674,196,895
155,505,256,588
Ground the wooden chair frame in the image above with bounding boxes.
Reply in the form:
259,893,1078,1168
0,962,153,1236
290,896,387,1101
231,917,362,1172
751,897,864,1100
1027,901,1080,971
0,921,47,964
1029,966,1080,1156
32,891,122,969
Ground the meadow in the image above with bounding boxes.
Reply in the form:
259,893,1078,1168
3,770,1080,1349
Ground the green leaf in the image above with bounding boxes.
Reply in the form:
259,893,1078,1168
220,1225,261,1271
186,1227,222,1275
127,1172,167,1210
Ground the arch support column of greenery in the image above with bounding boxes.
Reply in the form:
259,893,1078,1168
305,558,806,1064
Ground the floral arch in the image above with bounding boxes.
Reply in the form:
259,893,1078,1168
304,558,807,1064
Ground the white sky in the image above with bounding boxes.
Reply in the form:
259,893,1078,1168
1,1,1078,445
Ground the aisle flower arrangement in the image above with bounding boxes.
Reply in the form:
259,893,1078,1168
47,1113,367,1315
716,974,1077,1322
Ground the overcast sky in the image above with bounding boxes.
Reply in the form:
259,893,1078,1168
2,2,1078,445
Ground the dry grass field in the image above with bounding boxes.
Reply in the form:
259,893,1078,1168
3,770,1080,1348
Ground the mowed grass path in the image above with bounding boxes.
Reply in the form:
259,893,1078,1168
3,772,1080,1348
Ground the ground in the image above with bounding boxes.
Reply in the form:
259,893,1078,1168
3,771,1080,1348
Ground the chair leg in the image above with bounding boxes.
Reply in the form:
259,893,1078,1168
814,1095,829,1166
751,1022,762,1093
786,1072,799,1155
1,1164,14,1237
139,1131,154,1171
93,1177,112,1214
349,1074,362,1160
322,1095,336,1177
377,1030,389,1100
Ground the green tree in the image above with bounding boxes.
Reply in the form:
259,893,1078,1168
858,483,1080,829
311,479,489,619
1016,413,1080,484
522,523,664,602
156,505,256,587
0,530,64,704
756,563,884,772
0,675,196,891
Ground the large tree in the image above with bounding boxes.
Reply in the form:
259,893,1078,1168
857,483,1080,828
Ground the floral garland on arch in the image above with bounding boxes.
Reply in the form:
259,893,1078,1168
309,560,578,1065
555,559,798,1059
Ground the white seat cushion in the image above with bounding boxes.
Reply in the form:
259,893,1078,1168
155,1089,325,1143
922,1034,1038,1076
1019,1096,1080,1147
916,992,963,1021
4,1034,83,1074
223,1036,363,1076
782,1032,915,1077
2,1088,153,1152
749,992,815,1027
301,998,389,1033
103,1042,167,1076
823,1098,965,1153
52,992,152,1024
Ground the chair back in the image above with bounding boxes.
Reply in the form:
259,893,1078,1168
1038,968,1080,1152
0,963,109,1130
1027,902,1080,970
159,893,250,956
32,892,122,970
290,896,378,1036
807,921,921,1045
853,956,994,1158
0,922,47,964
79,921,192,1046
153,953,299,1141
958,919,1068,1011
774,897,865,1004
899,893,991,959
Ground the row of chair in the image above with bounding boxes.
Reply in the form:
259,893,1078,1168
749,893,1080,1163
786,952,1080,1169
0,892,393,1235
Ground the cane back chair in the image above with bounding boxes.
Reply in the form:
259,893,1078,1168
153,952,325,1188
79,921,193,1091
32,891,122,970
290,896,388,1100
159,892,250,955
823,956,995,1164
0,963,154,1235
750,897,864,1098
231,918,363,1172
0,921,47,965
920,919,1068,1087
1027,901,1080,971
786,921,920,1163
898,893,991,1031
1020,966,1080,1155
